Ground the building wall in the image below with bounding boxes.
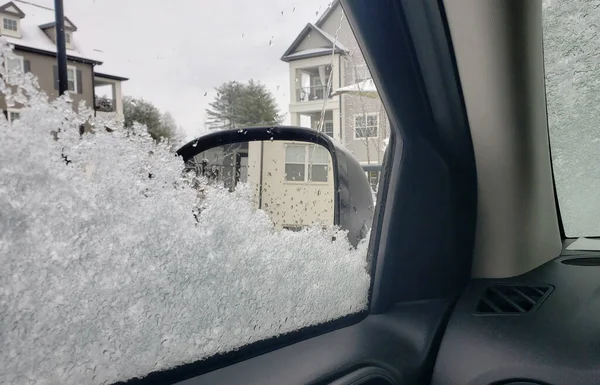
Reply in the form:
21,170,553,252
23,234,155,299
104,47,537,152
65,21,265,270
318,5,356,48
247,140,335,230
295,29,333,51
0,48,94,112
320,5,390,164
341,55,389,164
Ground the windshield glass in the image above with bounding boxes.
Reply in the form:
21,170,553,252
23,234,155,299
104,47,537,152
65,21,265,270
544,0,600,237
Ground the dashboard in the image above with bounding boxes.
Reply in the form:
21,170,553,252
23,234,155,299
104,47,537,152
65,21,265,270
431,249,600,385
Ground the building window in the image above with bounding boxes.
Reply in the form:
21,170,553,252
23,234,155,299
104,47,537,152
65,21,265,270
284,144,306,182
308,145,329,182
5,55,23,82
3,17,17,31
284,144,330,183
354,113,378,139
67,66,76,92
5,55,23,73
324,121,334,137
6,108,20,123
65,32,71,44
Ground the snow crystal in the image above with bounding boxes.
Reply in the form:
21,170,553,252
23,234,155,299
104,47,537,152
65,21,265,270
0,41,370,385
544,0,600,236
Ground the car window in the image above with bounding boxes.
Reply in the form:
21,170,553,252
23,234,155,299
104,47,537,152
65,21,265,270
0,1,392,384
544,0,600,237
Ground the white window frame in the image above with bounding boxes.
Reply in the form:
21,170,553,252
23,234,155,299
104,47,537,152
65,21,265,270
353,113,379,139
284,143,329,184
1,16,19,37
7,108,20,123
3,17,17,31
64,31,74,49
311,119,334,138
284,143,307,183
5,54,23,80
67,65,77,93
323,120,334,137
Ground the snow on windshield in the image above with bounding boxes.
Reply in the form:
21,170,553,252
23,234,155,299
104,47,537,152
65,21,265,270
0,41,370,385
544,0,600,236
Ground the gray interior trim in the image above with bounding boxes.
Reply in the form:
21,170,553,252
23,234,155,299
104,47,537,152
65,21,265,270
443,0,562,278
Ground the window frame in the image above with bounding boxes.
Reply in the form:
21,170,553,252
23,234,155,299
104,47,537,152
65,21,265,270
66,65,77,93
0,15,21,38
160,0,479,381
6,108,20,123
284,143,308,182
2,16,19,32
284,143,330,184
353,112,379,139
323,120,334,137
5,54,23,83
5,54,23,73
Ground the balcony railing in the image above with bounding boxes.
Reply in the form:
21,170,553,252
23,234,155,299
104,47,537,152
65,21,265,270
296,85,331,102
94,97,115,112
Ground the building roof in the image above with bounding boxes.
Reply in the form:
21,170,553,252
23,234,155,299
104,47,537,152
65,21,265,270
281,22,348,62
38,16,77,31
0,1,25,18
315,0,340,28
0,1,127,80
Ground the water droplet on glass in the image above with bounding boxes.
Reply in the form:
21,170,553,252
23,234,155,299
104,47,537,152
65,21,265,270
204,92,208,96
269,40,273,47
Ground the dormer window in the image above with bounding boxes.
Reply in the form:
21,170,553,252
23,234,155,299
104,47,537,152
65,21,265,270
0,1,25,38
39,17,77,49
3,17,16,31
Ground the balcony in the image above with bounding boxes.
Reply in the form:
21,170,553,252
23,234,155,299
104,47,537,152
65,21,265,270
94,96,123,122
296,85,330,102
95,96,115,112
294,65,334,104
94,76,124,122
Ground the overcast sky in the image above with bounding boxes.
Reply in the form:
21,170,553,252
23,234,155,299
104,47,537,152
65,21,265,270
42,0,333,140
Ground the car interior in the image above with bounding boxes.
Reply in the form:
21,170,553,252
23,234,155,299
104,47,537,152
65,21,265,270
118,0,597,384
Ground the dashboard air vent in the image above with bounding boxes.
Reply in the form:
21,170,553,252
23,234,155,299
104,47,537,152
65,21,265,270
474,284,552,315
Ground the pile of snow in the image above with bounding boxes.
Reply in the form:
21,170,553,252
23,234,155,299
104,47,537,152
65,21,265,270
0,41,370,385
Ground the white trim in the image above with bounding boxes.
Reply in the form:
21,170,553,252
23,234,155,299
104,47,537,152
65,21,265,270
1,15,20,37
4,5,20,13
284,143,329,183
353,112,379,139
7,108,20,123
65,31,73,49
5,54,23,76
67,65,77,93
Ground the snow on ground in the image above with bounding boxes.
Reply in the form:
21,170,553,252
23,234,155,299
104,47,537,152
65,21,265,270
0,41,370,385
